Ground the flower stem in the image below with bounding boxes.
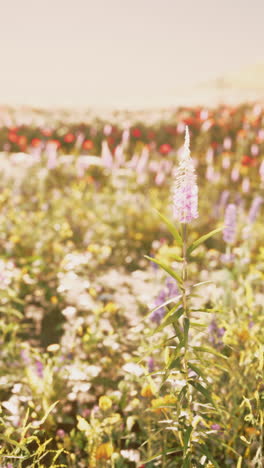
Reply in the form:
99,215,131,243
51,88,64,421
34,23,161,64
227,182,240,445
182,223,189,386
182,223,192,461
182,223,188,316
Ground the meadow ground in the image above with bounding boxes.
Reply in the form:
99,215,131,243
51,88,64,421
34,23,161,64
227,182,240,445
0,103,263,467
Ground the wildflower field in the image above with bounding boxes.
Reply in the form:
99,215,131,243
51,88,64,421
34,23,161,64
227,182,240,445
0,103,263,467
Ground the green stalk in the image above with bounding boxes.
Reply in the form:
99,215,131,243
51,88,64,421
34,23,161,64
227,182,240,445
182,223,192,463
182,223,188,316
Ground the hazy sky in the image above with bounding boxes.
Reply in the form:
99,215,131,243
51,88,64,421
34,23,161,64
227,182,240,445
0,0,264,109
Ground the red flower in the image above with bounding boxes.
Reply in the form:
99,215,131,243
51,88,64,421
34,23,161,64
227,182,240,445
147,131,155,140
8,131,18,143
31,138,41,147
107,136,115,146
64,133,75,143
241,155,257,167
132,128,141,138
183,117,195,126
82,139,94,150
211,141,218,149
159,143,172,155
17,135,27,148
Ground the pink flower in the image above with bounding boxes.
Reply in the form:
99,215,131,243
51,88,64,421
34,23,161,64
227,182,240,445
101,140,113,169
172,126,198,223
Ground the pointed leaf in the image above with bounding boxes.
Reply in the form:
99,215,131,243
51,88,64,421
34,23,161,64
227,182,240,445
183,453,191,468
189,380,215,407
145,255,183,285
193,346,228,360
188,363,208,382
183,317,189,347
187,226,223,255
142,447,182,464
155,209,183,246
183,425,192,453
147,295,182,317
151,307,184,335
199,447,221,468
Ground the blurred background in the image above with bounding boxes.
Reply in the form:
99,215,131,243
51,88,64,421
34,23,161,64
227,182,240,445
1,0,264,110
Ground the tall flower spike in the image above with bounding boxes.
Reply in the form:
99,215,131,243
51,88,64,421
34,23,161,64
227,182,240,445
172,126,198,223
248,196,263,224
223,204,237,244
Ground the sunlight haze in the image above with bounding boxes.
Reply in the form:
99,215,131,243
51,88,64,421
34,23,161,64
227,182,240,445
1,0,264,109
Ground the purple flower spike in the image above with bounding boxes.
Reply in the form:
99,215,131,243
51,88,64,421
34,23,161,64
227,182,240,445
148,357,155,373
211,424,221,431
223,204,237,244
35,360,44,378
150,279,179,325
172,126,198,224
248,196,263,224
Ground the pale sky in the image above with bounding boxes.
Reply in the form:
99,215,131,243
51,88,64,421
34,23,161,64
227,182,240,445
0,0,264,109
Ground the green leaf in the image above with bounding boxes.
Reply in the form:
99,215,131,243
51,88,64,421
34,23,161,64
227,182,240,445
151,307,184,335
189,380,215,407
183,425,192,453
154,209,183,246
168,357,181,370
147,295,182,317
159,302,183,324
142,447,182,464
183,317,189,347
193,346,228,360
183,453,191,468
144,256,183,285
187,226,223,255
24,401,59,432
199,447,221,468
188,363,208,382
191,308,216,313
169,253,184,262
178,385,188,402
172,321,184,342
189,321,207,329
136,334,178,364
191,280,214,289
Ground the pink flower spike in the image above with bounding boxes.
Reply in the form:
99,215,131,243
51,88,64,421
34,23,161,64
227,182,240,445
172,126,198,224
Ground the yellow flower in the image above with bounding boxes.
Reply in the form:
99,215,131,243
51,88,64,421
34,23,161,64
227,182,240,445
151,397,165,413
240,166,248,175
96,442,113,460
10,235,19,244
151,394,177,413
50,296,58,305
237,329,250,342
163,394,177,405
245,427,259,436
104,302,119,314
99,396,112,411
141,384,155,398
87,244,100,253
89,287,97,297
